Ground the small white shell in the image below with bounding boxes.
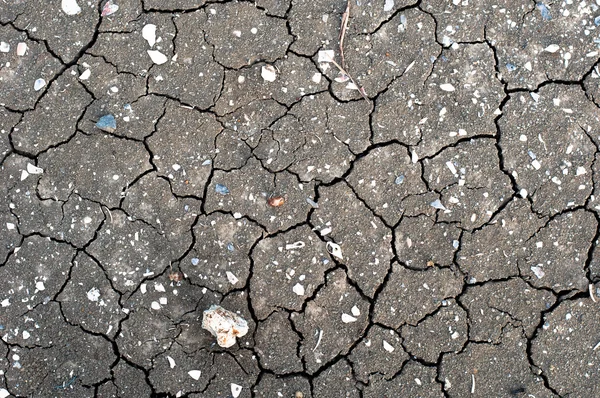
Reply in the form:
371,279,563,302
318,50,335,63
61,0,82,15
231,384,243,398
226,271,239,285
544,44,560,53
341,313,357,323
202,305,249,348
383,340,395,352
142,24,157,47
261,65,277,82
439,83,455,92
147,50,168,65
26,163,43,174
34,78,46,91
167,356,176,368
16,42,28,56
292,283,305,296
188,370,201,380
326,242,343,259
79,69,91,80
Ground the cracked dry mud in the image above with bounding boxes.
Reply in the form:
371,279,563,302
1,0,600,397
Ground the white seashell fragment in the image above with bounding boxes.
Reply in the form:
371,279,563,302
226,271,239,285
17,42,28,56
36,281,45,291
326,241,343,259
142,24,157,47
346,82,359,90
0,42,9,53
384,0,394,12
312,73,322,83
231,384,243,398
440,83,455,92
544,44,560,53
261,65,277,82
292,283,305,296
351,305,360,316
27,163,43,174
188,370,201,380
383,340,395,352
62,0,82,15
0,389,9,398
531,266,545,279
79,69,91,80
147,50,168,65
318,49,335,63
20,170,29,181
167,356,176,368
34,78,46,91
341,313,357,323
151,301,161,310
22,330,30,340
202,305,248,348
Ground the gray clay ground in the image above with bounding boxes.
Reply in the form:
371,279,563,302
1,0,600,397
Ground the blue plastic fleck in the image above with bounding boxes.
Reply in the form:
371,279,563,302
215,184,230,195
595,16,600,26
506,63,517,72
96,114,117,133
0,324,4,330
528,150,536,160
191,257,199,266
395,175,405,185
536,3,552,21
227,243,235,252
123,103,132,111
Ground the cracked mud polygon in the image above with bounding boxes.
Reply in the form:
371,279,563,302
1,0,600,397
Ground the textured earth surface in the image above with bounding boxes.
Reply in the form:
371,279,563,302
1,0,600,397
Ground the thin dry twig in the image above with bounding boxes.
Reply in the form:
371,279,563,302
339,0,350,70
326,53,369,102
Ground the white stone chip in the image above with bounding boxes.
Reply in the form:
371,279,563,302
188,370,201,380
440,83,455,92
0,42,9,53
79,69,91,80
318,50,335,63
383,340,395,352
62,0,82,15
231,383,243,398
384,0,394,12
261,65,277,82
226,271,239,285
22,330,30,340
142,24,157,47
167,356,176,369
351,305,360,317
147,50,168,65
341,313,357,323
0,388,9,398
27,163,43,174
202,305,249,348
17,42,27,56
34,78,46,91
151,301,161,310
35,281,45,291
544,44,560,53
292,283,305,296
87,287,100,302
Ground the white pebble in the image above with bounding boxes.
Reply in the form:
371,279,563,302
544,44,560,53
61,0,82,15
0,42,9,53
142,24,157,47
261,65,277,82
341,313,357,323
383,340,395,352
34,78,46,91
440,83,455,92
147,50,168,65
16,42,27,56
188,370,201,380
292,283,305,296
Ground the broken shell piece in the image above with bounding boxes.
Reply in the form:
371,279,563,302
202,305,249,348
383,0,394,12
267,195,285,207
383,340,395,352
96,114,117,133
188,370,201,380
261,65,277,82
167,356,176,368
142,24,157,47
341,313,357,323
326,242,343,260
544,44,560,53
34,78,46,91
226,271,239,285
292,283,305,296
285,241,305,250
26,163,43,174
346,82,359,90
101,0,119,16
318,49,335,63
62,0,82,15
531,266,545,279
0,42,9,53
439,83,455,92
79,69,91,80
147,50,168,65
16,42,27,56
231,384,243,398
334,72,350,83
